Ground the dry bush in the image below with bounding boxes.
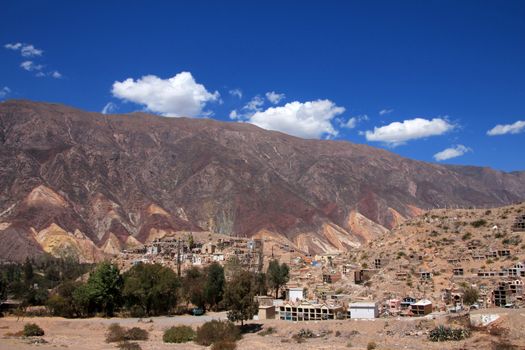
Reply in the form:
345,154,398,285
163,325,195,343
117,341,142,350
23,323,44,337
125,327,148,341
195,320,240,346
106,323,126,343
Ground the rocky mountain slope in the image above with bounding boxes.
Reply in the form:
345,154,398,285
1,100,524,261
346,203,525,307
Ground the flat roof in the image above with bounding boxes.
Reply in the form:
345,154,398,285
349,302,378,307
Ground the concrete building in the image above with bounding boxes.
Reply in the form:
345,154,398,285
287,287,304,302
400,297,416,310
387,299,401,313
258,305,276,320
410,299,433,316
278,301,344,321
348,301,379,319
453,268,464,276
512,214,525,232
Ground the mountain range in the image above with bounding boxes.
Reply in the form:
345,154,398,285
1,100,524,261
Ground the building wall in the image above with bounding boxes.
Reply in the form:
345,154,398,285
349,307,377,319
289,289,304,301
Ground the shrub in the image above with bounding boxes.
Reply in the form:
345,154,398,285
125,327,148,341
23,323,44,337
106,323,126,343
428,325,470,341
462,233,472,240
471,219,487,228
195,320,241,346
117,341,142,350
335,330,341,337
211,340,237,350
367,341,377,350
163,325,195,343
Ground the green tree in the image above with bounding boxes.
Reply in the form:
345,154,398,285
182,267,206,310
223,270,258,326
0,276,6,302
122,263,180,315
204,263,225,311
85,262,123,317
267,260,289,298
23,258,34,285
254,272,267,296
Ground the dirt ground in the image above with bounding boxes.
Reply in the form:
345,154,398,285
1,309,524,350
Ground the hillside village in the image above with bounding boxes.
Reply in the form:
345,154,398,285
112,203,525,323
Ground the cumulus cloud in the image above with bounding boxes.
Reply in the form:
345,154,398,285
0,86,10,98
379,108,393,115
487,120,525,136
243,95,264,112
265,91,285,104
229,88,242,99
248,99,345,139
4,42,22,50
341,114,368,129
20,60,43,71
433,145,471,161
230,95,265,119
101,102,118,114
4,43,43,57
51,71,62,79
364,117,455,146
21,44,43,57
111,72,220,117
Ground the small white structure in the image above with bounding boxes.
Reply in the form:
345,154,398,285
348,301,379,319
212,253,225,262
287,287,304,302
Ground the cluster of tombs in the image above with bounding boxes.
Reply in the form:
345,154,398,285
116,236,264,273
256,287,435,321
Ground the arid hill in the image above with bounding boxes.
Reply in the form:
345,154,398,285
1,100,524,261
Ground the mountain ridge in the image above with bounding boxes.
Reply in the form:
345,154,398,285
1,99,524,261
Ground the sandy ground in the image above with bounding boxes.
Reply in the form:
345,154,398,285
1,309,524,350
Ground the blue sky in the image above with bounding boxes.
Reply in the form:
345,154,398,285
1,1,524,171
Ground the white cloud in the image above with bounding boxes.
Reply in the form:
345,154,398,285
487,120,525,136
51,71,62,79
433,144,471,161
0,86,10,98
229,110,240,120
248,99,345,139
265,91,285,104
364,117,455,146
379,108,393,115
229,95,265,120
21,44,43,57
4,42,22,50
341,114,368,129
20,60,43,71
101,102,118,114
229,88,242,99
243,95,264,112
111,72,220,117
4,43,43,57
